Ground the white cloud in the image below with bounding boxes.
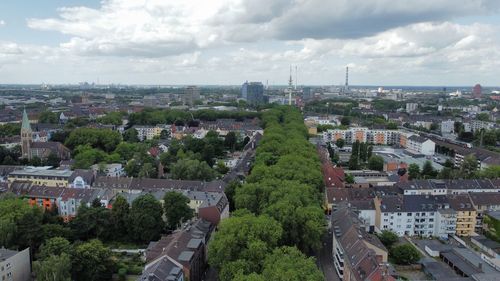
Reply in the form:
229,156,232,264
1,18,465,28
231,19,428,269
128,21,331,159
0,20,5,26
0,0,497,85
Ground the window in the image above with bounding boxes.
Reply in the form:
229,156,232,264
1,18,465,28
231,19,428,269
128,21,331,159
407,213,412,216
397,213,402,216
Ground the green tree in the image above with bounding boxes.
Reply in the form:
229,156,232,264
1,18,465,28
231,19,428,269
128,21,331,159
460,154,478,178
163,192,193,231
65,128,121,152
71,239,115,281
421,161,437,178
129,194,164,243
367,145,373,159
390,244,421,265
335,138,345,148
478,165,500,179
170,158,217,181
348,156,359,170
408,163,420,180
368,155,384,171
110,195,130,242
360,142,368,162
33,253,72,281
259,247,323,281
477,113,490,121
123,128,140,142
37,237,72,260
377,230,399,248
39,111,59,124
208,213,282,280
340,116,351,126
69,205,111,241
224,132,238,151
387,122,398,130
0,197,44,251
41,224,73,241
345,173,355,184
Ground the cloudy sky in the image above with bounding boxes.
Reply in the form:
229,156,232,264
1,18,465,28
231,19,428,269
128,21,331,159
1,0,500,86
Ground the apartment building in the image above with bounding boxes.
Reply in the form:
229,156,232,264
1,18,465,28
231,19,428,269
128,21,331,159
406,135,435,156
397,179,500,195
448,195,477,236
375,195,450,237
0,248,31,281
8,167,73,187
331,205,392,281
323,127,399,145
132,125,169,141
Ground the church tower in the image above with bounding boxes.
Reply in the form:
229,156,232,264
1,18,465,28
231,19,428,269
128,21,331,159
21,108,32,159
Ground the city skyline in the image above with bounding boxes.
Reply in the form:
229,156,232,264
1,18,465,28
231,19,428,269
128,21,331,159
1,0,500,86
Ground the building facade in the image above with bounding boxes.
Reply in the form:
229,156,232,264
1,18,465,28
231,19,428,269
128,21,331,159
241,82,265,105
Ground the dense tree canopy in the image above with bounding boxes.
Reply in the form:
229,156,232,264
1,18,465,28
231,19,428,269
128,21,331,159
65,128,122,152
211,107,324,280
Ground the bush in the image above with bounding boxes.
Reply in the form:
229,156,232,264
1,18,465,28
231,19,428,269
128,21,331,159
390,244,421,265
377,230,399,248
118,268,127,281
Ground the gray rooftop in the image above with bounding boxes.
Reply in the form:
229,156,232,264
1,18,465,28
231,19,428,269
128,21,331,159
0,248,19,261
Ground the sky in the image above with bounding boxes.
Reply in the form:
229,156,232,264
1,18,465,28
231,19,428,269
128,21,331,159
1,0,500,86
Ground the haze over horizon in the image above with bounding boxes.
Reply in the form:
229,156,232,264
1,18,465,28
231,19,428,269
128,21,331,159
1,0,500,86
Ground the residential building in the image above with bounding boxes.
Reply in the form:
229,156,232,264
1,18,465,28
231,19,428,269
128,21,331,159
469,119,494,132
132,125,166,141
469,192,500,232
374,195,450,237
241,82,265,105
8,167,73,187
406,103,418,112
405,135,435,156
331,205,392,281
397,179,500,195
0,247,31,281
448,195,477,236
441,120,455,134
90,163,124,177
144,219,214,281
137,256,184,281
434,209,457,238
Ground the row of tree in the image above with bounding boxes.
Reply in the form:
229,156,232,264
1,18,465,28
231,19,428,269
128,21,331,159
128,108,260,126
208,107,324,281
0,191,194,281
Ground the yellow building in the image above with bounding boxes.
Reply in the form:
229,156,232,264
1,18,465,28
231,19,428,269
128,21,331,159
8,168,73,187
448,195,477,236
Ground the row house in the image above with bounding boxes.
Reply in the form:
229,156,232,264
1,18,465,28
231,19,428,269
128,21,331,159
448,195,477,236
469,192,500,233
9,181,112,221
117,189,229,225
397,179,500,195
331,205,393,281
142,219,214,281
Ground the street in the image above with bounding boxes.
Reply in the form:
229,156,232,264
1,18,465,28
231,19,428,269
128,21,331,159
316,221,341,281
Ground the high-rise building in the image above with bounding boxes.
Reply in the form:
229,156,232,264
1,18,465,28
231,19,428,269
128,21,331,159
241,82,265,105
473,84,482,99
183,86,200,106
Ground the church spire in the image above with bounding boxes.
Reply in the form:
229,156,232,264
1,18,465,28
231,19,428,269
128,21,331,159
21,108,31,131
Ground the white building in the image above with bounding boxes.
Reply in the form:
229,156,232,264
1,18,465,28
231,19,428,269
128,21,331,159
91,163,124,177
406,135,435,156
434,209,457,238
0,247,31,281
441,120,455,134
406,103,418,112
